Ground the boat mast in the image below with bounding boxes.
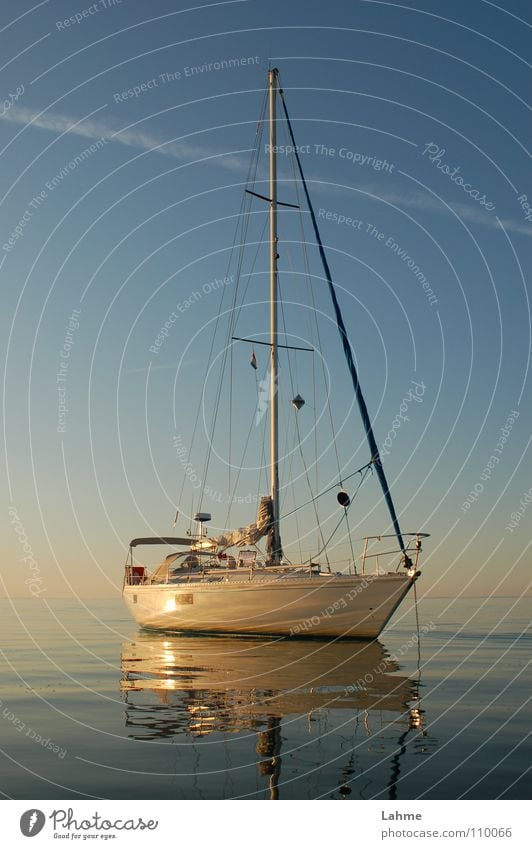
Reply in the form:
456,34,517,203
269,68,282,564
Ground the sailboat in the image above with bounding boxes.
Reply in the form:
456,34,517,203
122,69,429,638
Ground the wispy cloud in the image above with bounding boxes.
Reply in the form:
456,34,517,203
0,104,247,170
3,105,530,238
309,177,532,238
368,184,532,238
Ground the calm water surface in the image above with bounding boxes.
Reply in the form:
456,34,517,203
0,596,529,799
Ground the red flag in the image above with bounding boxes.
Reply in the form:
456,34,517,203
250,350,257,370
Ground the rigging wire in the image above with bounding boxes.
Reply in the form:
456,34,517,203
277,275,330,566
197,87,268,517
302,463,373,564
221,354,269,531
201,101,271,522
277,76,407,555
279,460,373,521
290,448,304,563
256,376,270,502
228,335,233,495
276,409,302,563
174,100,266,522
284,129,344,490
279,109,349,560
232,217,269,335
342,507,358,574
225,213,269,523
198,191,257,515
312,322,319,558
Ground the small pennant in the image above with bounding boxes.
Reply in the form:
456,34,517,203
250,350,258,370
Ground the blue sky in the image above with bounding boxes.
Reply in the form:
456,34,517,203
2,0,531,599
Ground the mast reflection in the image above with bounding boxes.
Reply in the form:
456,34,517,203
120,633,427,798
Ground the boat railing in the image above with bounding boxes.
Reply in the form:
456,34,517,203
123,534,429,586
124,565,150,586
123,558,323,586
360,533,430,575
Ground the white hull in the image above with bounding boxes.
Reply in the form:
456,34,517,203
123,571,416,638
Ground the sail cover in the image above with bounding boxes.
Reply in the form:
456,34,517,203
210,496,273,549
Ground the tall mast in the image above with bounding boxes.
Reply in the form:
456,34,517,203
268,68,282,564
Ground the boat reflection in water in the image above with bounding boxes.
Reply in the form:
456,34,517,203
120,633,429,799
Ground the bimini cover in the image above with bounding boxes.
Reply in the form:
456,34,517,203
210,496,273,549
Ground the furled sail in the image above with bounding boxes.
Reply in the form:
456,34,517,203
210,496,273,549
